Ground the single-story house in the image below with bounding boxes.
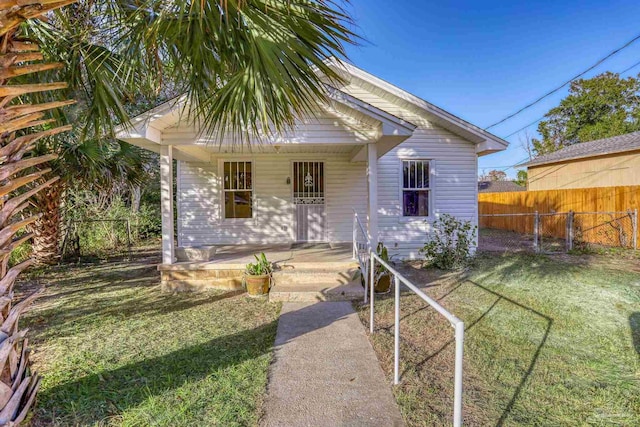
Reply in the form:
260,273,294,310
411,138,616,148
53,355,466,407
117,60,508,269
478,180,525,193
521,131,640,191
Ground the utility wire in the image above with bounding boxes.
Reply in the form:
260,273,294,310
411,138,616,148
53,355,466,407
499,56,640,140
620,58,640,75
485,32,640,130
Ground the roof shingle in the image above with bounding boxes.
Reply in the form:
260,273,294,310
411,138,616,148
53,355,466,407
478,180,525,193
521,131,640,167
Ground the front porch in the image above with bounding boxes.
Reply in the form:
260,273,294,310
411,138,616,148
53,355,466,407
159,243,363,301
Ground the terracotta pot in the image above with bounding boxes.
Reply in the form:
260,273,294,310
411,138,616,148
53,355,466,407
245,274,270,296
374,273,392,294
359,271,392,294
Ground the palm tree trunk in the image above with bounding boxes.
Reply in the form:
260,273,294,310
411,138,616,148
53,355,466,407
0,2,76,424
31,180,64,265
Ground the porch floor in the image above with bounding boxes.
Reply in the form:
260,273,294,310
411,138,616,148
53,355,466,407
160,242,356,270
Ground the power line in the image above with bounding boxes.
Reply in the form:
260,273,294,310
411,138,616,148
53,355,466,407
499,56,640,140
503,117,544,139
620,58,640,75
485,32,640,130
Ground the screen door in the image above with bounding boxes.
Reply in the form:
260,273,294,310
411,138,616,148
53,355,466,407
293,161,326,242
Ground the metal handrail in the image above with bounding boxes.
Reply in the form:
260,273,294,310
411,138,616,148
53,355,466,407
352,211,371,302
369,251,464,427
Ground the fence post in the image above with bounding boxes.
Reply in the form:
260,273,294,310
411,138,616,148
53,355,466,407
126,219,133,259
633,209,638,250
566,210,574,252
533,211,539,253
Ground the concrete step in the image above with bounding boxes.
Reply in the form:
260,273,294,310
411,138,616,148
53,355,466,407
269,284,364,302
272,270,359,287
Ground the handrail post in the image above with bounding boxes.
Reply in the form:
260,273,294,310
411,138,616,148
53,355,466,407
352,213,357,260
453,321,464,427
369,254,375,334
393,274,400,385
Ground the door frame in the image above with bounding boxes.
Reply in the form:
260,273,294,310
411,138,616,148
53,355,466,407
291,160,327,242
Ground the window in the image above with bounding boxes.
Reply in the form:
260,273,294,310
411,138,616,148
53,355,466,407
223,161,252,219
402,160,431,217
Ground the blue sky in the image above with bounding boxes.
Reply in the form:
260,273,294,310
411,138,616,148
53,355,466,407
343,0,640,177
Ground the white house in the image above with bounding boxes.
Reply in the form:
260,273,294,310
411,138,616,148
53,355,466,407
118,60,507,272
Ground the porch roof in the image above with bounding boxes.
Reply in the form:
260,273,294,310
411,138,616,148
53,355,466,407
116,85,417,163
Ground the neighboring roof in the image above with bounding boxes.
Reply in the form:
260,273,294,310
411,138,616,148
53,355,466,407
478,180,525,193
521,131,640,167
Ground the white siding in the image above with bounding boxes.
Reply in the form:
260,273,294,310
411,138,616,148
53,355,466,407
177,153,367,246
341,82,478,259
164,112,373,146
176,79,479,259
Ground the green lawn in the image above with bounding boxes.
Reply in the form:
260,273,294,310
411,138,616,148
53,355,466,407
356,253,640,426
21,246,281,426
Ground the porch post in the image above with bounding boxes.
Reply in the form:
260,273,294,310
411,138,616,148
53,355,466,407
160,145,175,264
367,143,378,249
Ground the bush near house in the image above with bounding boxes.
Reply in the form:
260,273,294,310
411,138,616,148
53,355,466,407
420,214,477,269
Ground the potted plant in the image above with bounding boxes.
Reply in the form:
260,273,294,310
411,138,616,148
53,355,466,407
353,242,393,294
244,252,272,296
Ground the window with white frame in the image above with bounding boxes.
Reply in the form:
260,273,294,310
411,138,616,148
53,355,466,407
223,161,253,219
402,159,431,217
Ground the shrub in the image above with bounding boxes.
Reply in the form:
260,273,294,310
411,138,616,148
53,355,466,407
420,214,477,270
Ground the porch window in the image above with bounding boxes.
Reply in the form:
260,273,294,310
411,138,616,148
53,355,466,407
401,160,431,217
223,161,253,219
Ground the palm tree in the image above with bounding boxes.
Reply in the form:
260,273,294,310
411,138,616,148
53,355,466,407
1,0,356,421
0,1,77,423
30,138,152,264
25,0,357,263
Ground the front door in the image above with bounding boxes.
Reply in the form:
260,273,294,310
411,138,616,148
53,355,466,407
293,161,326,242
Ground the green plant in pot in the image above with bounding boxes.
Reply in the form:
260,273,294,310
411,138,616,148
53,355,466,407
354,242,393,294
244,253,272,296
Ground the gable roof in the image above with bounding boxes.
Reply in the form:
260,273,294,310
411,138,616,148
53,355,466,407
117,60,508,161
521,131,640,168
478,180,525,193
326,59,509,155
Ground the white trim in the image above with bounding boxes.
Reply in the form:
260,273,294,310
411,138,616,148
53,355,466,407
368,144,379,248
176,160,182,247
160,145,175,264
327,59,509,149
218,158,256,224
398,158,434,221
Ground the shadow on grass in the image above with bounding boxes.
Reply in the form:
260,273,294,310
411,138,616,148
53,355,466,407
631,312,640,355
37,320,279,425
392,264,554,426
35,301,348,425
464,280,553,427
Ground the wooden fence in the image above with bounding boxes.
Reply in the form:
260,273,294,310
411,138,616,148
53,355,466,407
479,186,640,248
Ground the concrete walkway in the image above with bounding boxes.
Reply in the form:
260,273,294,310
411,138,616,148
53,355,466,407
261,302,404,427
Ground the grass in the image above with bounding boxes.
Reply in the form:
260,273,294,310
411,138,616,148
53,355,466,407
356,252,640,426
20,245,281,426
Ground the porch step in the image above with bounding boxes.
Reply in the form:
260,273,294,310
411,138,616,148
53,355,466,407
158,259,364,299
160,268,244,292
269,266,364,302
268,286,364,302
